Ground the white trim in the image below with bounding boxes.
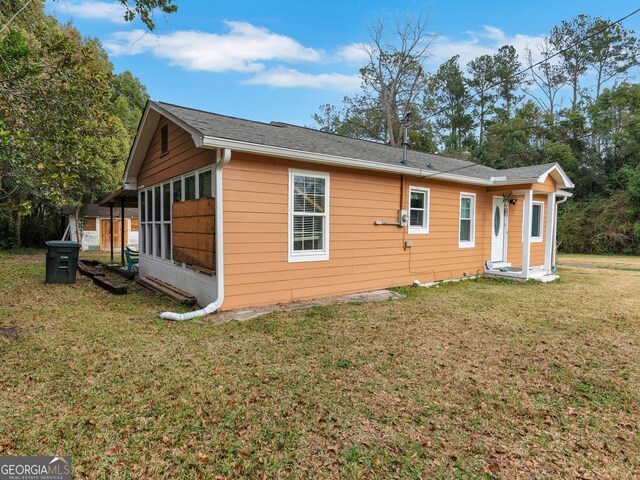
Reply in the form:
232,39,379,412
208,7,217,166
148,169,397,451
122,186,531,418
491,195,507,262
537,163,575,189
408,186,430,235
288,168,330,263
530,201,544,243
544,192,555,273
458,192,476,249
521,190,533,279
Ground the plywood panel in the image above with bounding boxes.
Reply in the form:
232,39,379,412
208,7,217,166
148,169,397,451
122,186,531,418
172,198,215,272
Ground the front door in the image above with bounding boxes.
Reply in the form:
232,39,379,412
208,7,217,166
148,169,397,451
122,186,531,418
491,197,506,262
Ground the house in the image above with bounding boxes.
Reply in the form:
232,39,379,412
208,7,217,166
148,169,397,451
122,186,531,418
112,101,573,316
62,204,139,252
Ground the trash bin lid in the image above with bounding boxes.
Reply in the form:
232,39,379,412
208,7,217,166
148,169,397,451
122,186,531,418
45,240,81,248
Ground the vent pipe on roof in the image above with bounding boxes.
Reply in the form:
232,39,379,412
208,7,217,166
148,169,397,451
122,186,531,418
400,111,412,166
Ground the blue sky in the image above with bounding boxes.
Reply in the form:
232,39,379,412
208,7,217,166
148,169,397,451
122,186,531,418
46,0,639,125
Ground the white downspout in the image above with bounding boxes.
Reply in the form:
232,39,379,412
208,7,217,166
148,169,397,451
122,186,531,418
552,195,568,270
160,148,231,321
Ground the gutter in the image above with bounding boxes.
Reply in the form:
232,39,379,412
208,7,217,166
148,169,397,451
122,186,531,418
200,136,496,187
160,148,231,321
552,195,569,268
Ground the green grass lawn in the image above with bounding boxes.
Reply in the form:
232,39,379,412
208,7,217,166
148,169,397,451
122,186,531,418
1,251,639,479
558,252,640,269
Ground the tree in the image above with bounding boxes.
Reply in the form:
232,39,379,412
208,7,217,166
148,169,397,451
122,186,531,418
0,2,144,247
550,14,592,113
525,37,567,119
425,55,474,152
355,14,435,146
49,0,178,30
467,54,497,147
586,17,640,101
492,45,526,121
112,71,150,141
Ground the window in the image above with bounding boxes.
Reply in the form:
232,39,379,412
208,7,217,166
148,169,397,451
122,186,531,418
160,124,169,154
459,193,476,248
185,175,196,200
146,189,153,255
289,169,329,262
83,217,96,231
173,179,182,203
131,218,139,230
408,187,429,234
162,183,171,259
139,191,146,254
530,202,543,242
138,167,216,268
199,170,212,198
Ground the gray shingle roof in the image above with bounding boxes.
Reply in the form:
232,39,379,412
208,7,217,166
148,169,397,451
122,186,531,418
154,101,558,183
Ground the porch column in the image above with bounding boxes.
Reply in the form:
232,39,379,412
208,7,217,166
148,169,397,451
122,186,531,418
544,192,556,274
109,201,114,265
521,190,533,279
120,196,125,266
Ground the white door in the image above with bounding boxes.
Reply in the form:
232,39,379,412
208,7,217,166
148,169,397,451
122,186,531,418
491,196,506,262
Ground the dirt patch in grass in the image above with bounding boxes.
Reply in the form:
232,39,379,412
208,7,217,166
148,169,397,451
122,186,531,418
1,253,639,479
0,326,19,339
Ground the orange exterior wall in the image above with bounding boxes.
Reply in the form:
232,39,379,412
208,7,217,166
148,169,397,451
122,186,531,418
223,153,498,310
134,120,560,311
138,119,215,187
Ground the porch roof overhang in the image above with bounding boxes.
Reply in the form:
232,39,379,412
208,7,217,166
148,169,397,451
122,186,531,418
99,186,139,208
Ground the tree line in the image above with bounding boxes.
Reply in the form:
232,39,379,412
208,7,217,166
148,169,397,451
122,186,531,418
0,0,155,248
313,13,640,254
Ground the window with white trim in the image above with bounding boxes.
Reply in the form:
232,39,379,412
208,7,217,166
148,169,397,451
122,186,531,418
408,187,430,234
289,169,329,262
531,202,543,242
138,167,213,264
459,193,476,248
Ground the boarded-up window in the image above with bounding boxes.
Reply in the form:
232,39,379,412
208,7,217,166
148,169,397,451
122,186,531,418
172,198,215,273
84,217,97,231
131,218,139,230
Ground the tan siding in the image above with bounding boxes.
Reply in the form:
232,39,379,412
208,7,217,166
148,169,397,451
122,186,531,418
222,153,493,310
138,119,215,187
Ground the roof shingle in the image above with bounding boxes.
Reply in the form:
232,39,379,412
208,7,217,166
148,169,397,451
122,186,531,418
155,101,558,184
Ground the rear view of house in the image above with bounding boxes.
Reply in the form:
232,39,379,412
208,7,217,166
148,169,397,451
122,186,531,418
109,101,573,314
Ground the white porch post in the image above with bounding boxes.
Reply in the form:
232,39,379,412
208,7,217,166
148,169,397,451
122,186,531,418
544,192,556,274
521,190,533,279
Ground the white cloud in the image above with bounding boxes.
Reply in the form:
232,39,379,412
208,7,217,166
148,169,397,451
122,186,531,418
104,21,322,73
245,67,360,92
335,43,369,64
429,25,545,68
54,1,127,24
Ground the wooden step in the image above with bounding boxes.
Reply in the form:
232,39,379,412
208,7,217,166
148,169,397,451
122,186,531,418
92,274,128,295
77,261,105,278
137,276,196,305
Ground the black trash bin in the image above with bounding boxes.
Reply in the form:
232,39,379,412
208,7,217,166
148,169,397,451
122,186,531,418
45,241,81,284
